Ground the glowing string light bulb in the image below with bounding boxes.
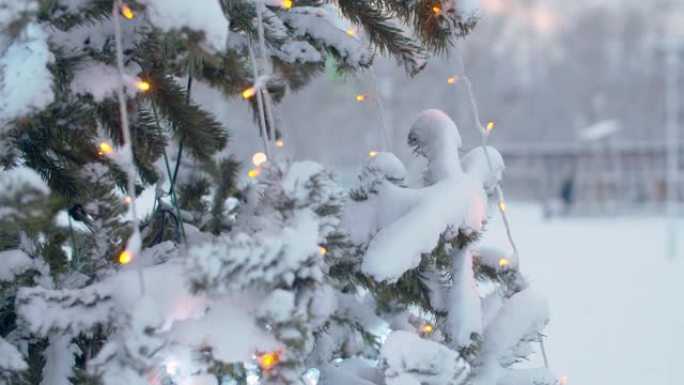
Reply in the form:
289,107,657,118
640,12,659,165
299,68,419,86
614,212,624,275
136,80,151,92
121,4,134,20
118,250,132,265
242,87,257,99
345,28,356,36
368,150,378,157
447,76,459,84
165,361,179,376
498,258,510,267
422,324,434,334
559,375,568,385
275,139,285,148
498,201,507,212
355,94,367,102
257,351,280,371
98,142,113,156
252,152,268,167
432,5,441,15
124,196,132,204
319,246,328,255
486,121,495,132
248,168,261,178
281,0,293,9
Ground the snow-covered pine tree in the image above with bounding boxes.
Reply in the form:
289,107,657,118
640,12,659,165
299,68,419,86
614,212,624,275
0,1,556,385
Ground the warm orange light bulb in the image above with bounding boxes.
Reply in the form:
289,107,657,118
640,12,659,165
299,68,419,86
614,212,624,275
121,4,134,20
422,324,434,334
248,168,261,178
346,28,356,36
124,196,132,204
98,142,113,155
432,5,441,15
281,0,293,9
275,139,285,148
498,258,510,267
119,250,132,265
486,121,495,131
355,94,367,102
447,76,459,84
498,201,507,212
258,352,280,371
368,150,378,158
136,80,151,92
319,246,327,255
252,152,268,167
242,87,257,99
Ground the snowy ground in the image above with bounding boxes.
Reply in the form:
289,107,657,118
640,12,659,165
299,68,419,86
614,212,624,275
481,203,684,385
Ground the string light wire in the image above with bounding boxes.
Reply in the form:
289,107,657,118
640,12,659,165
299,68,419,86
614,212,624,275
454,44,549,369
112,0,144,292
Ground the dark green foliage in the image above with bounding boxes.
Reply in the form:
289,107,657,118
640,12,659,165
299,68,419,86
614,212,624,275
206,157,241,234
338,0,428,75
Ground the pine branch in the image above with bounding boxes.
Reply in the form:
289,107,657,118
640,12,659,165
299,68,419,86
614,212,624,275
339,0,428,75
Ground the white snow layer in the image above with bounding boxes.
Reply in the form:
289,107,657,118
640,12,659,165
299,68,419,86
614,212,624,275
0,22,54,123
0,336,26,371
357,110,488,282
381,330,469,385
40,335,78,385
0,249,33,282
140,0,229,52
282,5,371,67
70,62,121,101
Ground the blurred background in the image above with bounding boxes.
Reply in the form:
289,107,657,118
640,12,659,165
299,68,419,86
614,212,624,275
199,0,684,215
193,1,684,384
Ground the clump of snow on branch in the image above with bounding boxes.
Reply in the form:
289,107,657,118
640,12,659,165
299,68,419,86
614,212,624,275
381,330,469,385
352,110,489,282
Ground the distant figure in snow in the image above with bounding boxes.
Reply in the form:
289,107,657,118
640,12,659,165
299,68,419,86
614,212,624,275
560,177,574,213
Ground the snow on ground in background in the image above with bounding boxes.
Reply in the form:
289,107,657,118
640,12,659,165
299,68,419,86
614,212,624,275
481,203,684,385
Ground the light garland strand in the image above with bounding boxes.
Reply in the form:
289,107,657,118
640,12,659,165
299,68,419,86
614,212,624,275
370,67,392,151
112,0,144,292
248,40,271,159
454,44,549,369
254,0,279,150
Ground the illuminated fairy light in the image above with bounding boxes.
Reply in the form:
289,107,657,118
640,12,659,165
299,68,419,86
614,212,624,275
118,250,132,265
275,139,285,148
368,150,378,158
242,87,257,99
136,80,151,92
124,196,132,204
558,375,568,385
432,5,441,15
164,361,179,376
252,152,268,167
345,28,356,36
355,94,368,102
447,76,459,84
421,324,434,334
257,351,280,371
319,246,328,255
486,121,495,132
498,258,510,267
98,141,113,156
498,201,507,212
248,168,261,178
281,0,293,9
121,4,134,20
